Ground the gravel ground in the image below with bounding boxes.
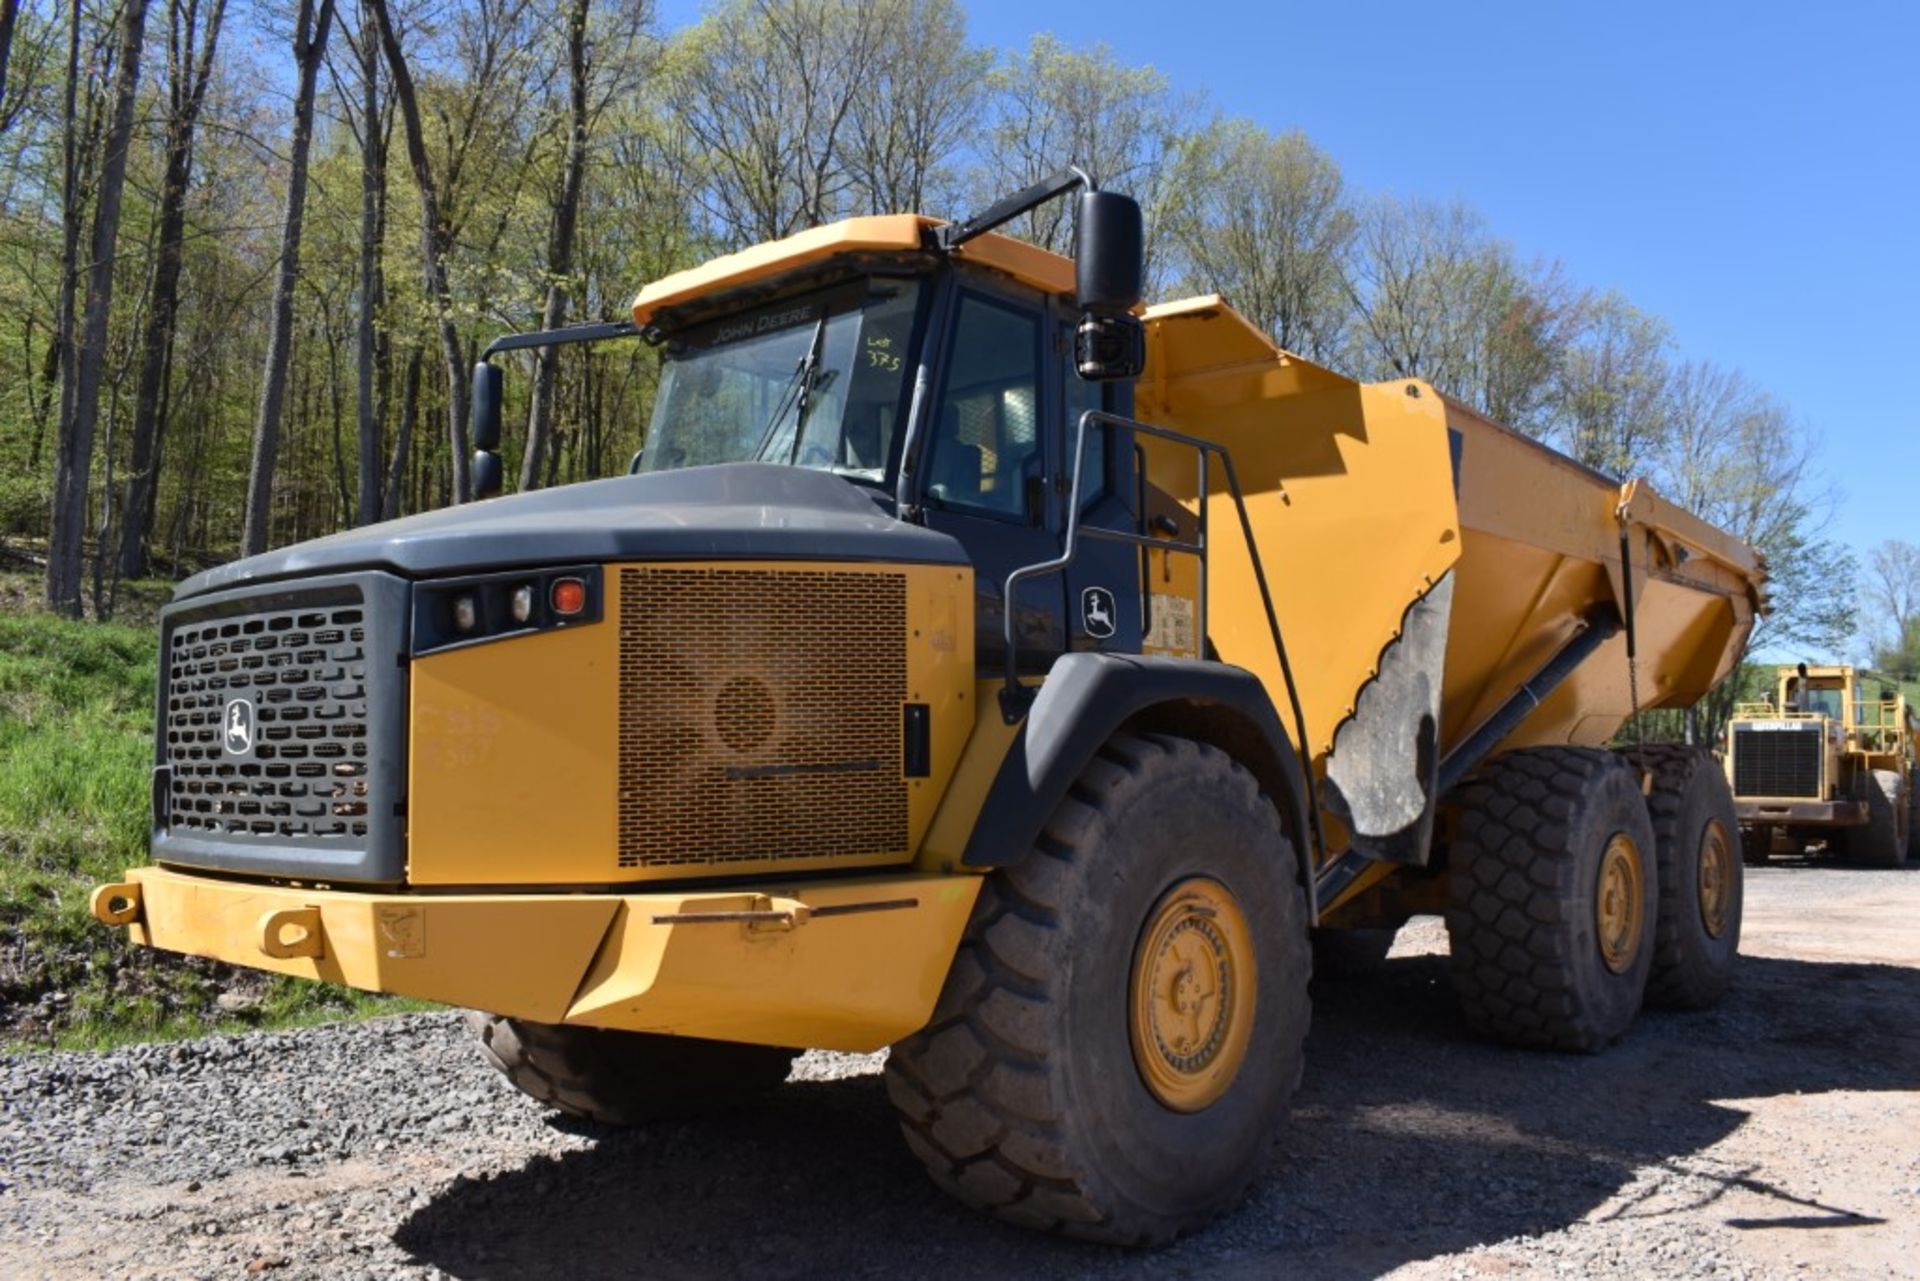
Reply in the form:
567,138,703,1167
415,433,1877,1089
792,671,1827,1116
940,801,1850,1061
3,862,1917,1280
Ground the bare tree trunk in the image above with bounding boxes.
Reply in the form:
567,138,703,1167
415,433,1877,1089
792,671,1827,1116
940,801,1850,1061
0,0,20,119
381,343,418,520
240,0,335,558
519,0,591,491
367,0,469,505
351,3,386,524
47,0,148,616
118,0,226,580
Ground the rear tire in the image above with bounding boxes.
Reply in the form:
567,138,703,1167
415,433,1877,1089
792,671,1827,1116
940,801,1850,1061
1445,747,1657,1052
1623,745,1742,1009
1740,824,1773,866
1841,770,1905,868
884,734,1310,1245
466,1011,797,1126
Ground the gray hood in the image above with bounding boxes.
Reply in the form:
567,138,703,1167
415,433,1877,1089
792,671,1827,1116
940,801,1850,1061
176,463,964,599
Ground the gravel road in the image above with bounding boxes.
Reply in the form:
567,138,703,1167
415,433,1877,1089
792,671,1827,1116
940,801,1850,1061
4,862,1917,1280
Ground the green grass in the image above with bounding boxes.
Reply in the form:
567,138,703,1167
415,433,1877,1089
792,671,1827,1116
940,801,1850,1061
0,598,432,1050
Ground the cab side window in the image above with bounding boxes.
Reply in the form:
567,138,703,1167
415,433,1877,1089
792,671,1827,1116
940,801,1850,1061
925,293,1042,520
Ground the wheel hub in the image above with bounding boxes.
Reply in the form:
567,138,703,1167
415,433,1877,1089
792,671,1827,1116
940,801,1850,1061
1698,819,1732,938
1595,833,1645,974
1128,878,1257,1112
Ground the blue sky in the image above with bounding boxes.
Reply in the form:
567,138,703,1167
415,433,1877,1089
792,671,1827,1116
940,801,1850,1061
658,0,1916,568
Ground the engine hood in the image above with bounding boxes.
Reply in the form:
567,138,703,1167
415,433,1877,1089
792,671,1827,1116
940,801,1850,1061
176,463,965,600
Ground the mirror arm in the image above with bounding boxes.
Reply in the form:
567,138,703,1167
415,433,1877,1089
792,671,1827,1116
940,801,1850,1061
934,166,1093,251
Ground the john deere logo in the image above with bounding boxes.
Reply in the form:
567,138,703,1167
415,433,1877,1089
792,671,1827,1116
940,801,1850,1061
224,698,254,755
1082,586,1117,640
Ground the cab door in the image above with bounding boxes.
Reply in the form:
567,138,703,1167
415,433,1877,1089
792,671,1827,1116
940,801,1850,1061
918,282,1065,675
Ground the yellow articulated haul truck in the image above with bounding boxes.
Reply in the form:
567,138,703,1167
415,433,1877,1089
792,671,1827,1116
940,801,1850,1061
92,171,1763,1243
1729,663,1919,866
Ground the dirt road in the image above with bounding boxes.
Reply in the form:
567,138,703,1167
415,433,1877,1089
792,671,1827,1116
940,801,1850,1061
3,861,1917,1279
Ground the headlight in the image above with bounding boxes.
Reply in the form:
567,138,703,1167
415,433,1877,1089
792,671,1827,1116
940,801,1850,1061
411,566,602,655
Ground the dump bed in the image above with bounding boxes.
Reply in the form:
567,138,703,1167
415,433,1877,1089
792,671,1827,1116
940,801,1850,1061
1134,296,1764,860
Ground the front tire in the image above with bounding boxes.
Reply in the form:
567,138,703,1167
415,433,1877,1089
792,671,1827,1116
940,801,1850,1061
1445,747,1657,1052
466,1012,797,1126
884,734,1310,1245
1841,769,1905,868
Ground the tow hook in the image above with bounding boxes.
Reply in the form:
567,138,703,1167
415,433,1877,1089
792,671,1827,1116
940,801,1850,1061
258,907,325,959
90,882,144,927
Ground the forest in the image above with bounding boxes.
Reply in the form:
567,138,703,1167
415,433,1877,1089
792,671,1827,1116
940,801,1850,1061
0,0,1877,697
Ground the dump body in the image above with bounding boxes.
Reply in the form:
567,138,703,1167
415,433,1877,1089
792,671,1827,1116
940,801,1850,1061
1136,297,1763,901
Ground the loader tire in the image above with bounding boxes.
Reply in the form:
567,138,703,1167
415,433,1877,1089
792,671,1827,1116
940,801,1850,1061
1445,747,1657,1052
1908,769,1920,862
884,734,1310,1246
1841,770,1904,868
466,1011,797,1126
1621,745,1742,1009
1741,825,1773,866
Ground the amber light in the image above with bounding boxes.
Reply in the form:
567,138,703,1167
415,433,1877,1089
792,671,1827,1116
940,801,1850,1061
550,577,588,616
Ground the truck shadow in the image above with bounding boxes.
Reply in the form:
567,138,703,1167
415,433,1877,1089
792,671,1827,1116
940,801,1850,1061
393,946,1920,1279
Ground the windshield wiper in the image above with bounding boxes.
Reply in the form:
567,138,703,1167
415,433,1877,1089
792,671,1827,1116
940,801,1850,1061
749,313,828,464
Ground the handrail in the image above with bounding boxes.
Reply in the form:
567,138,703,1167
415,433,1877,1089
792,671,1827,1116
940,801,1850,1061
998,409,1328,868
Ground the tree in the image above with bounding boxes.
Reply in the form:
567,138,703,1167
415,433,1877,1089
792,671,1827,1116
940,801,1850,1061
519,0,593,490
1552,292,1670,476
240,0,335,557
981,34,1186,268
46,0,148,614
369,0,543,508
1863,539,1920,676
669,0,885,245
117,0,227,579
842,0,984,217
1163,119,1352,362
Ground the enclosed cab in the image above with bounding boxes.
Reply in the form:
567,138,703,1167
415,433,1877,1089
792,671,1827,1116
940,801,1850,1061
97,175,1764,1244
1730,663,1918,865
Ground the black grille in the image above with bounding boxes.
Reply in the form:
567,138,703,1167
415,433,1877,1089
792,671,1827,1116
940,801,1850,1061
152,571,409,884
1731,727,1822,799
164,604,371,841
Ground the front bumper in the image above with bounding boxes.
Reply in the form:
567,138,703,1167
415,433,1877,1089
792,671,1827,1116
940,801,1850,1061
1734,799,1868,828
91,866,981,1052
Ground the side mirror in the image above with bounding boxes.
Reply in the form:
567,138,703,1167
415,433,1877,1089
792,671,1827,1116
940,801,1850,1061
471,361,503,451
1075,190,1143,311
472,449,502,499
1074,190,1145,381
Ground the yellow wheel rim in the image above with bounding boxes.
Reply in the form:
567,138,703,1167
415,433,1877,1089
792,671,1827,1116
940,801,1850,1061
1698,819,1733,939
1128,877,1256,1113
1595,833,1645,974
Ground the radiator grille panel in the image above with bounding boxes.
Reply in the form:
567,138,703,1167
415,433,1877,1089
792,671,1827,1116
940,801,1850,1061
618,567,909,869
164,604,371,841
1732,727,1823,799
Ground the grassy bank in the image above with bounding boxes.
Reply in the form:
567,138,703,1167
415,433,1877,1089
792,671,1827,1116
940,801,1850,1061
0,589,429,1049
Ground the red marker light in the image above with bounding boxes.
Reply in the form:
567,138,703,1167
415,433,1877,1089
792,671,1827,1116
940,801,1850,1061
550,577,588,617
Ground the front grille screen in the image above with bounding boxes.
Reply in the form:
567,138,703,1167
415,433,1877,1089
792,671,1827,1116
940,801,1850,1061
164,604,371,841
1732,727,1822,799
618,567,909,868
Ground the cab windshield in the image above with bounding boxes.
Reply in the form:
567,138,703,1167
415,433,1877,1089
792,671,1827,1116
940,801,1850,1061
637,277,923,485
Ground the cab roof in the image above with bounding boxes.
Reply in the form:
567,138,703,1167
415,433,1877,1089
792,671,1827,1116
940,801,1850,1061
629,215,1076,328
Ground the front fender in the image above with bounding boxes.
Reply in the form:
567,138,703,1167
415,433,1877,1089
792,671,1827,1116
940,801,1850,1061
961,654,1312,891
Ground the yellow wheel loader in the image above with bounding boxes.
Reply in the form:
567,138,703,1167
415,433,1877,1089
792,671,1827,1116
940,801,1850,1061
95,169,1763,1244
1727,663,1919,866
